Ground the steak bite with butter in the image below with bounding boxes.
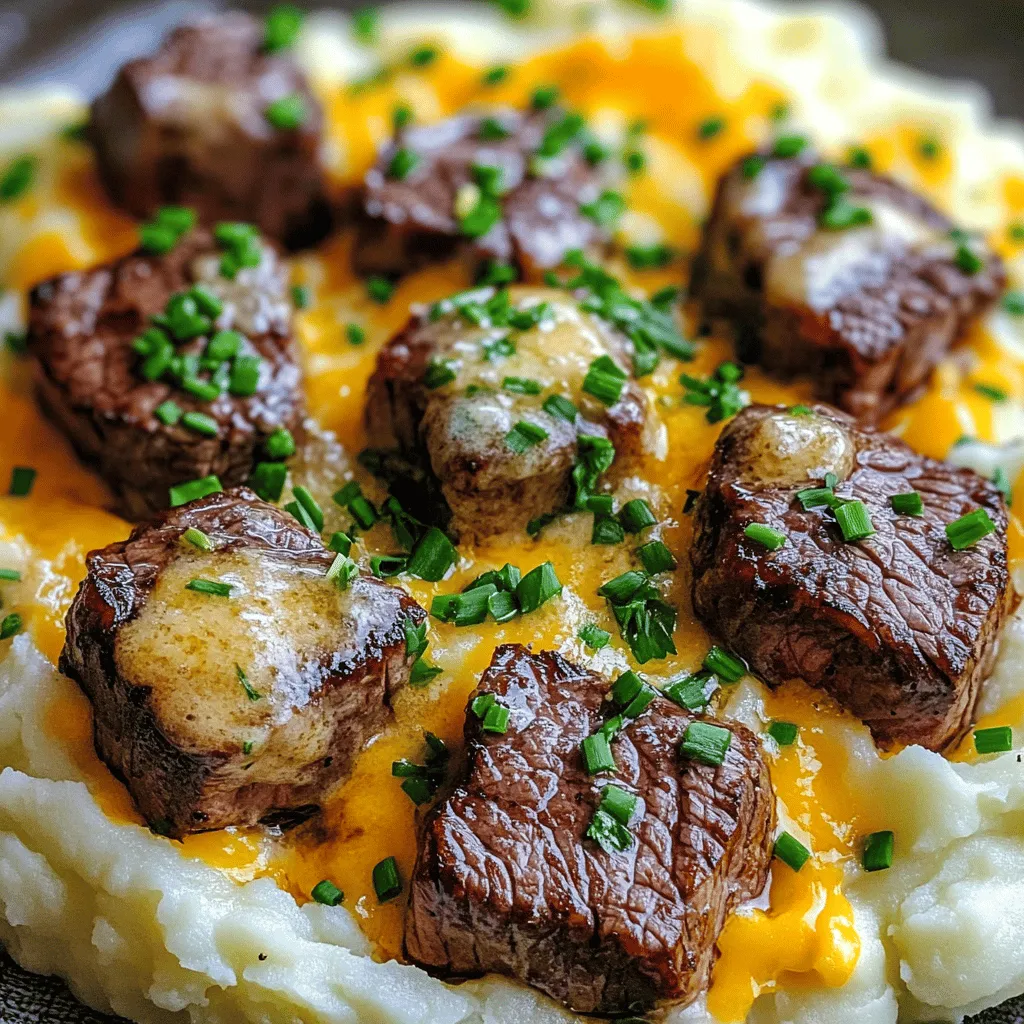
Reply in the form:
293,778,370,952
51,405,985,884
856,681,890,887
406,644,775,1015
364,286,654,542
28,226,304,520
356,108,608,279
61,487,425,838
89,13,330,248
691,151,1005,422
691,403,1013,751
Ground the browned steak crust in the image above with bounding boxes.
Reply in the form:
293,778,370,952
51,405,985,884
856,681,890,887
28,229,304,520
691,152,1005,422
89,13,331,248
406,644,775,1015
356,110,607,278
364,287,651,542
691,403,1013,750
61,487,425,837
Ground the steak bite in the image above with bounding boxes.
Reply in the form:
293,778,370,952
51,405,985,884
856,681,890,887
691,403,1013,751
364,286,654,542
28,227,304,520
406,644,775,1015
356,109,608,279
89,13,330,248
691,151,1005,422
61,487,425,838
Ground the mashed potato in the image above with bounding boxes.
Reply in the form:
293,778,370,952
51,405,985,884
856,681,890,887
2,1,1024,1023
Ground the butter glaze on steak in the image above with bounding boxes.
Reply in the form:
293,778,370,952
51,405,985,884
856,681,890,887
61,487,425,837
691,152,1005,422
28,229,304,519
356,109,608,278
364,286,652,542
406,644,775,1015
691,404,1013,750
89,13,331,248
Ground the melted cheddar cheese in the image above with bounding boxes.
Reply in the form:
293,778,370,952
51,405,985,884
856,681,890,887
3,21,1024,1022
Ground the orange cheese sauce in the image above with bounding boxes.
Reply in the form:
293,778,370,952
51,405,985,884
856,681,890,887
2,23,1023,1021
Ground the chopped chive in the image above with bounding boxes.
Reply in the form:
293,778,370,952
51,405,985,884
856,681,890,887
285,499,317,531
181,411,219,437
515,561,561,613
611,670,643,707
807,162,849,198
328,532,352,556
248,462,287,502
796,486,838,510
0,155,38,203
0,613,22,640
352,6,378,42
918,135,941,160
366,276,395,303
847,145,872,169
372,856,402,902
703,646,746,683
741,154,766,179
531,84,559,110
543,394,578,422
772,134,808,158
182,527,213,551
580,190,626,229
392,104,414,131
680,721,732,767
579,623,611,649
820,200,873,231
599,783,638,826
623,683,657,719
974,725,1013,755
292,486,324,532
258,428,295,463
482,65,509,86
587,495,614,515
663,673,710,712
955,243,983,275
409,44,440,68
186,578,232,598
370,554,408,578
236,663,262,701
169,475,221,507
697,115,725,140
423,358,457,389
774,831,811,872
597,569,648,604
482,703,511,733
767,721,798,746
326,554,359,590
487,589,518,623
861,831,894,872
592,515,625,545
265,93,307,131
0,568,21,582
637,540,676,574
582,732,616,774
974,382,1007,402
835,499,875,542
471,693,496,719
388,147,420,180
311,879,344,906
625,243,674,270
407,527,457,581
348,495,378,530
744,522,787,551
229,355,262,397
946,508,996,550
619,498,656,533
890,492,923,516
346,323,366,346
587,807,634,854
8,466,36,497
291,284,311,309
502,376,542,396
410,659,443,685
264,4,303,51
505,420,549,453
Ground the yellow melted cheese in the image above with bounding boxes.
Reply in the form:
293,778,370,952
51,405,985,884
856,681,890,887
3,26,1024,1021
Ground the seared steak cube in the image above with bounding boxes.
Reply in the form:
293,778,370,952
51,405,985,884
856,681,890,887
406,644,775,1015
691,403,1013,750
356,109,608,278
691,151,1005,422
28,227,304,519
89,13,330,248
61,487,425,838
364,286,653,542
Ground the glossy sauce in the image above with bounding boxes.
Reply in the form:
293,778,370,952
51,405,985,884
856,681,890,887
2,25,1023,1022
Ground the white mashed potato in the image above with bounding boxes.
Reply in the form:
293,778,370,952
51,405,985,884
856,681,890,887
3,1,1024,1022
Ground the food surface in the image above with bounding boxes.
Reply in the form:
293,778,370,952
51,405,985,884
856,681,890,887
61,486,424,836
89,12,332,248
407,644,774,1014
3,2,1024,1024
691,403,1013,750
365,285,652,540
27,227,305,519
692,150,1006,422
357,108,608,278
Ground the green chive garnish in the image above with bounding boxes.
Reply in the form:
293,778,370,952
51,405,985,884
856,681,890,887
680,721,732,767
423,358,457,389
186,578,232,597
0,155,38,203
974,725,1013,755
502,376,542,395
265,427,296,460
366,276,395,304
0,568,21,582
774,831,811,872
890,492,923,516
767,721,798,746
8,466,36,497
181,411,219,437
580,190,625,229
744,522,787,551
861,831,894,872
265,93,307,131
974,382,1007,402
236,663,262,701
578,623,610,649
835,500,875,542
772,134,808,158
619,498,656,534
372,856,402,902
946,508,996,550
697,115,725,140
407,527,457,582
311,879,344,906
264,4,303,51
543,394,577,422
637,540,676,574
482,703,511,734
515,561,561,613
703,646,746,683
505,420,548,453
182,527,213,551
582,732,616,774
0,612,22,640
248,462,287,502
388,147,420,180
346,323,366,346
169,475,222,507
